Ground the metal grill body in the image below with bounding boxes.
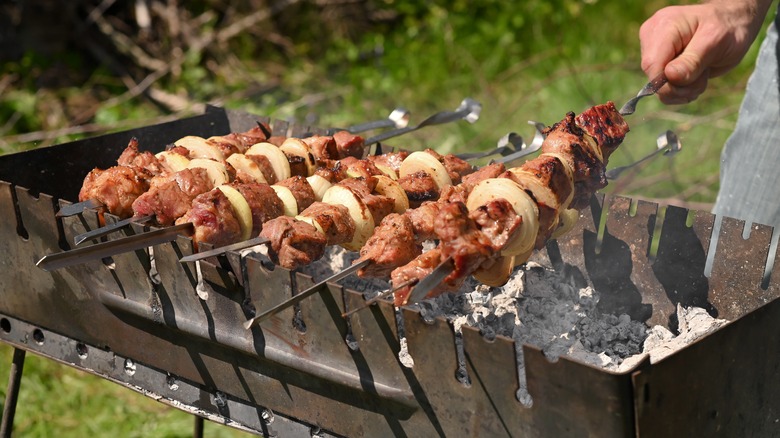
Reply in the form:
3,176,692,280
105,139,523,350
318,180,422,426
1,107,779,437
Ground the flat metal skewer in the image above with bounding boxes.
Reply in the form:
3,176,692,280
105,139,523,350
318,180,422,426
605,130,682,180
74,215,154,245
341,278,419,318
405,256,455,305
36,223,193,272
244,259,371,329
179,236,270,263
490,121,547,166
365,98,482,145
336,107,411,134
56,199,105,218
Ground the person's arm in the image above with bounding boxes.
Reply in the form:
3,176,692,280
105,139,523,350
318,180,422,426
639,0,774,104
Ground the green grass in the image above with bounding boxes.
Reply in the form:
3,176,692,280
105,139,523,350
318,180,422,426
0,1,773,435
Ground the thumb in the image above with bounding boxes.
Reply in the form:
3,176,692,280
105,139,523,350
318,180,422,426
665,52,705,85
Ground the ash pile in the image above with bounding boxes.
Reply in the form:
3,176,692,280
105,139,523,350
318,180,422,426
305,245,728,401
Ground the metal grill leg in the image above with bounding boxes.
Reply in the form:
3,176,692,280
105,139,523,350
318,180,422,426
193,415,204,438
1,348,26,438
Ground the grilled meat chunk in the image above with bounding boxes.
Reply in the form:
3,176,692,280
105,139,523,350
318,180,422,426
231,182,284,237
461,162,506,192
116,138,163,175
404,201,443,242
299,202,356,245
132,167,213,226
333,131,365,159
276,175,317,211
391,248,456,306
176,188,241,249
260,216,327,270
468,199,522,252
575,101,630,158
303,135,339,160
434,202,495,285
366,151,409,173
79,165,152,218
337,177,395,225
357,213,422,278
399,171,439,208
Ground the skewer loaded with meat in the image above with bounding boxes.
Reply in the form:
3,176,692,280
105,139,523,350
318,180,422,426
387,101,629,305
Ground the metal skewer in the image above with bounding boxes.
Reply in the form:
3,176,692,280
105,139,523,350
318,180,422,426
404,256,455,306
36,223,193,272
244,259,371,329
341,278,419,318
489,121,547,166
333,107,411,134
179,236,270,263
74,215,154,245
619,72,668,116
605,130,682,180
365,98,482,145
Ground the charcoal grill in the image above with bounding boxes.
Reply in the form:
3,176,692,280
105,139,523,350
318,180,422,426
2,106,780,437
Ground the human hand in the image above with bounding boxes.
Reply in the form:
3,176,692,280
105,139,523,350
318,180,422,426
639,1,772,104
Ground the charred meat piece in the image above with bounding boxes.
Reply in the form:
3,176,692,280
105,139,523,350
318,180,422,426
434,202,495,285
276,175,317,211
79,165,152,218
574,101,629,158
438,184,469,204
231,182,284,237
461,162,506,192
235,125,270,150
357,213,422,278
337,177,395,225
468,199,522,252
391,248,458,306
132,167,214,226
116,138,163,175
299,202,356,245
541,112,606,210
260,216,327,270
405,201,443,242
244,154,277,185
303,135,339,160
333,131,365,159
399,171,439,208
176,188,242,249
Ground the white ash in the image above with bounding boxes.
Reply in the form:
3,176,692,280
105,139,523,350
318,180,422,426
302,247,728,384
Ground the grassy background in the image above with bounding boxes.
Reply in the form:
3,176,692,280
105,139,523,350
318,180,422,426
0,0,771,436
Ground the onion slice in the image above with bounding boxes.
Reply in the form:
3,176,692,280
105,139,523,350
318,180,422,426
550,208,579,240
217,185,253,241
188,158,230,186
295,215,325,235
271,185,299,217
280,138,317,176
322,185,374,251
373,175,410,214
306,175,332,202
399,151,452,189
246,142,291,181
155,151,190,173
473,255,515,287
226,154,268,184
466,178,539,256
175,136,224,161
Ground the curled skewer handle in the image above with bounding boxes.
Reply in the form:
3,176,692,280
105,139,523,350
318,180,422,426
457,132,524,161
605,130,682,180
341,108,411,134
491,121,547,166
365,98,482,145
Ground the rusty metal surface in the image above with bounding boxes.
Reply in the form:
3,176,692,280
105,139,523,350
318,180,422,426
2,107,780,436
